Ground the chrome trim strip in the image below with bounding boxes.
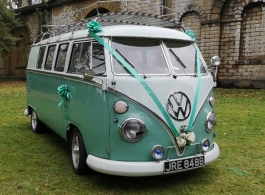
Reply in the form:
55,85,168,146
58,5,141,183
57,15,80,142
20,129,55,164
26,69,103,88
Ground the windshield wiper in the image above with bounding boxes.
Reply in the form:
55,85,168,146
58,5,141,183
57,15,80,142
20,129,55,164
115,49,147,79
169,49,186,69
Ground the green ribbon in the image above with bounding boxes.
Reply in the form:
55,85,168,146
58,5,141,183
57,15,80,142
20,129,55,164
186,30,201,131
186,30,197,42
86,20,179,137
57,85,72,119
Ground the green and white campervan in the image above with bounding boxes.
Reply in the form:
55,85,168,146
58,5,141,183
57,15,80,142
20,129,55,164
24,10,220,176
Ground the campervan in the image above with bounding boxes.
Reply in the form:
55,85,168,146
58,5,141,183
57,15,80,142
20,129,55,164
24,11,220,176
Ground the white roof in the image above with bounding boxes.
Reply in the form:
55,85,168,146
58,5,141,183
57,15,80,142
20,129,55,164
37,25,194,45
97,25,194,41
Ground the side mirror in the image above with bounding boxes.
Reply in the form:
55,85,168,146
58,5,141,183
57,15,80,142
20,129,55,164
210,56,220,67
209,56,220,87
83,70,107,91
83,69,95,81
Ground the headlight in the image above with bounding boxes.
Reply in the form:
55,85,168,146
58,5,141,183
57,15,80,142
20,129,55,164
209,97,215,107
120,118,147,142
205,112,216,132
114,101,128,114
151,145,164,160
201,139,210,152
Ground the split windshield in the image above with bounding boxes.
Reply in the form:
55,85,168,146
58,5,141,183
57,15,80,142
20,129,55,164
111,38,169,75
165,41,206,74
111,38,206,75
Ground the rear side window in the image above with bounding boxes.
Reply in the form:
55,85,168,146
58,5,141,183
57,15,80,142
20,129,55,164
36,46,46,69
44,45,56,70
55,43,68,72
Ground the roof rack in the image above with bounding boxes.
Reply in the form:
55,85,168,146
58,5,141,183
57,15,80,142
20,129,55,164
34,0,184,44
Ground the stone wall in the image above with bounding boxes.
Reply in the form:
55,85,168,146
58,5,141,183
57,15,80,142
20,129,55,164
2,0,265,88
218,0,265,88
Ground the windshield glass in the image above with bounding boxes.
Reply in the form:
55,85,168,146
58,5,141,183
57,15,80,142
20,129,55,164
165,41,206,75
111,38,169,75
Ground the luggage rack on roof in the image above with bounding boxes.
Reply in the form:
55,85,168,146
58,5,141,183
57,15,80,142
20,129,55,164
34,0,185,45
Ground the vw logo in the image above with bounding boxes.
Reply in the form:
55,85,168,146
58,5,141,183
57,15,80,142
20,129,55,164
166,91,191,121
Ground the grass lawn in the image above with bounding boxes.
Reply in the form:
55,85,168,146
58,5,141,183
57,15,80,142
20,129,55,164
0,81,264,195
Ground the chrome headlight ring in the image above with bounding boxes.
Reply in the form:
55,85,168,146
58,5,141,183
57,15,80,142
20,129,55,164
120,118,147,142
209,96,215,107
201,139,210,152
205,112,216,132
151,145,164,160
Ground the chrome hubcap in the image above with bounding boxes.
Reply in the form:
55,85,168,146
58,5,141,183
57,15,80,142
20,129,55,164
72,134,80,169
31,112,37,129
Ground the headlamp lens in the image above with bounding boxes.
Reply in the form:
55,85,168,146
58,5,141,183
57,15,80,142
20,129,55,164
205,112,216,132
151,145,164,160
120,119,147,142
202,139,210,152
209,97,215,107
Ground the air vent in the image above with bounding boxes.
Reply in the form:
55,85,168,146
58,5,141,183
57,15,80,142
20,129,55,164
26,73,32,92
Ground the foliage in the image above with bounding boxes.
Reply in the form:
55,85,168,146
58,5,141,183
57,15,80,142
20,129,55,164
0,81,264,195
0,0,22,53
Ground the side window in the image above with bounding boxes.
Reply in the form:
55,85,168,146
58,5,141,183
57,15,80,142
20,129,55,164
68,42,91,74
44,45,56,70
36,46,46,69
92,42,105,75
55,43,69,72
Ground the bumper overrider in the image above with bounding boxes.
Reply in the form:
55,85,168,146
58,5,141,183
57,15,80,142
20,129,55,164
86,142,220,176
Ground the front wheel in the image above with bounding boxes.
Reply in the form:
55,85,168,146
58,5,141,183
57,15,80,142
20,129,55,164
70,128,88,175
31,110,44,133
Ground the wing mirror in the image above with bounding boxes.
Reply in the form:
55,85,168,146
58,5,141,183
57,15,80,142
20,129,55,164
83,69,107,91
83,69,95,81
209,56,220,87
210,56,220,67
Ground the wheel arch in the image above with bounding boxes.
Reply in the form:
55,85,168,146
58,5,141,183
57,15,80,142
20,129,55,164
66,123,80,143
27,105,35,115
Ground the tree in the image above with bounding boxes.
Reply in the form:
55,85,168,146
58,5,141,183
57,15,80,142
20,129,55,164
0,0,22,53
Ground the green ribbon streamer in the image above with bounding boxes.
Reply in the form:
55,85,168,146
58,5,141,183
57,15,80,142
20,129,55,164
57,85,72,119
86,21,179,137
186,30,197,42
186,30,202,131
227,167,247,176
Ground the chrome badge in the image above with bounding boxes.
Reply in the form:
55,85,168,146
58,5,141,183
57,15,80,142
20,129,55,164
166,91,191,121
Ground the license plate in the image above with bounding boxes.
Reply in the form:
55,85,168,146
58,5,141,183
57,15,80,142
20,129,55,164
164,156,205,173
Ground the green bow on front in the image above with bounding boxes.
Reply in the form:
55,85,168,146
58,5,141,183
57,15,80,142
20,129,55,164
86,20,102,34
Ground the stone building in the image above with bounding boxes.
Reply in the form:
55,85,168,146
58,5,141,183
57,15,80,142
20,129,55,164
0,0,265,88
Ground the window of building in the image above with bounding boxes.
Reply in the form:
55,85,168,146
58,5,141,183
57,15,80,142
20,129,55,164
240,3,265,60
